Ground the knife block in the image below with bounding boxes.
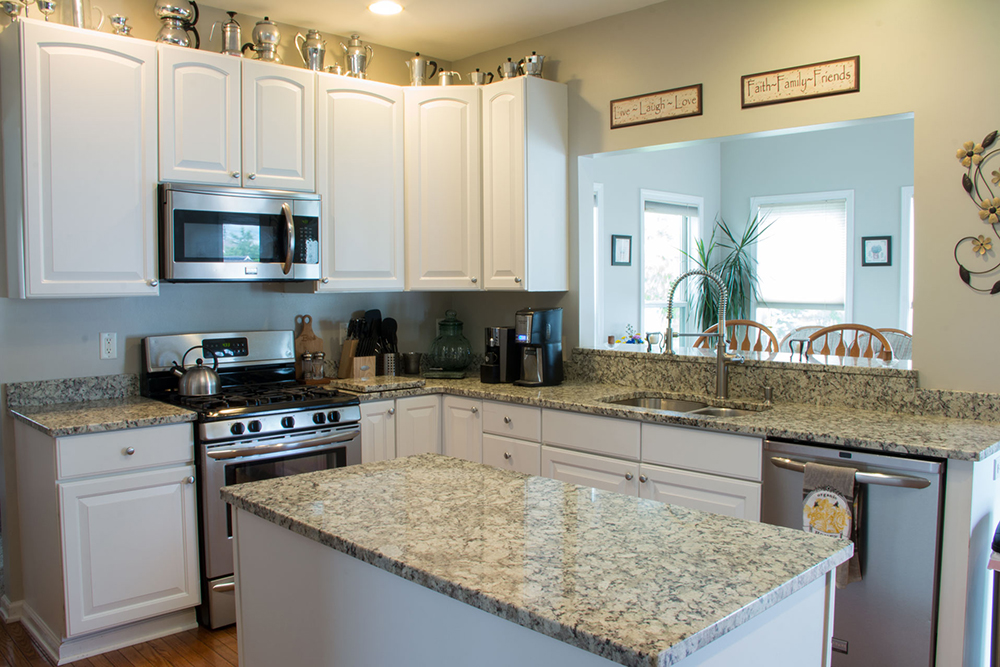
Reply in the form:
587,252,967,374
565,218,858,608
352,356,376,380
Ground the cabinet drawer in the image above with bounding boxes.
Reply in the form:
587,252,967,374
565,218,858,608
540,445,639,496
482,401,541,441
57,423,194,480
542,409,640,461
483,434,540,476
641,423,762,482
639,462,761,521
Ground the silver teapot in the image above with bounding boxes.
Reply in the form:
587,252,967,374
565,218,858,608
341,33,373,78
405,52,437,86
469,68,494,85
519,51,545,77
154,0,199,49
437,70,461,86
242,16,281,63
497,57,519,79
295,29,326,71
171,346,221,397
209,11,241,57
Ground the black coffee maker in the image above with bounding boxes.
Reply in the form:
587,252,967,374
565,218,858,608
513,307,563,387
480,326,519,384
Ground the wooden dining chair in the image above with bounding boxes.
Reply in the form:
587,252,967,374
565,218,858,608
877,328,912,361
807,324,893,361
693,319,779,353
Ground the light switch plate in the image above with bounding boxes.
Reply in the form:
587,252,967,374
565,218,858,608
100,333,117,360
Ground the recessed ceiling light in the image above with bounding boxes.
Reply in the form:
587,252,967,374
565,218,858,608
368,1,403,15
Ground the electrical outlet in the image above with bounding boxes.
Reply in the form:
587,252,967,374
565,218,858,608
100,333,117,360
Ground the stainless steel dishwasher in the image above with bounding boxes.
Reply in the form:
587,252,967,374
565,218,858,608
761,439,944,667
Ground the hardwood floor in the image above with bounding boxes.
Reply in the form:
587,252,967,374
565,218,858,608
0,617,238,667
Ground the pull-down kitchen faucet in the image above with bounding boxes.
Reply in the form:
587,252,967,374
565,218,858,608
664,269,744,399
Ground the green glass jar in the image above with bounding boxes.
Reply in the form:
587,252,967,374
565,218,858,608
427,310,472,372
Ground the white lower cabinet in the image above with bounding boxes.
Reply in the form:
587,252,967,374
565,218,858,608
540,445,639,496
638,463,761,521
483,434,540,476
442,396,483,462
360,396,441,463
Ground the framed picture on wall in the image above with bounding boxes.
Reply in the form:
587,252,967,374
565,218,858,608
862,236,891,266
612,235,632,266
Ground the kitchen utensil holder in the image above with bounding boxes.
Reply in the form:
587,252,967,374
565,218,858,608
402,351,422,375
378,353,400,377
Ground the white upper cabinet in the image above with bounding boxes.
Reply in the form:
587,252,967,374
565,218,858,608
404,86,481,291
158,46,241,186
482,77,568,292
242,60,315,192
1,19,159,298
315,75,404,292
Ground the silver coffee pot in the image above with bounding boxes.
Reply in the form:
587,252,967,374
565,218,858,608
295,29,326,71
405,52,437,86
497,57,519,79
209,11,241,57
519,51,545,77
242,16,281,63
154,0,199,49
341,33,373,78
1,0,24,19
469,68,494,85
437,70,461,86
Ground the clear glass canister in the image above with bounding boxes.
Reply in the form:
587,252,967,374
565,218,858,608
300,353,314,380
426,310,472,371
312,352,325,380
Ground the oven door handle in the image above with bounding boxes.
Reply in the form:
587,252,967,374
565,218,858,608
207,428,358,461
281,202,295,275
769,456,931,489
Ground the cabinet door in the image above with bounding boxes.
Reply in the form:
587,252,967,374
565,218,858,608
158,46,241,186
483,434,540,476
242,60,314,191
540,445,638,496
481,78,526,291
639,463,761,521
13,21,158,297
396,395,441,457
404,87,481,291
315,75,404,291
442,396,483,463
360,400,396,463
60,465,199,636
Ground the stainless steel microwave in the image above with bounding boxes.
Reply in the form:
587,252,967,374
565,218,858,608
158,184,321,282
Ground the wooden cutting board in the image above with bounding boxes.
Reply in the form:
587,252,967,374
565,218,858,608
294,315,324,380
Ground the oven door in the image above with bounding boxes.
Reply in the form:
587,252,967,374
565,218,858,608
200,424,360,580
160,186,320,282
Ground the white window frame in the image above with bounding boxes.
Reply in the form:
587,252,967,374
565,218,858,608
639,189,703,335
750,190,855,322
899,186,914,333
593,183,605,347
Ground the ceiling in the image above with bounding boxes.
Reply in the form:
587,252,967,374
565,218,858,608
219,0,663,61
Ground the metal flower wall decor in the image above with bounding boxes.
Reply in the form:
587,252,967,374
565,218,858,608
955,129,1000,293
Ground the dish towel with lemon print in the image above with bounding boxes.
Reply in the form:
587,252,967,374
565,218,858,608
803,462,863,589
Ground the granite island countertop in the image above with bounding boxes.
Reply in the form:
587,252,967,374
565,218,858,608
221,453,853,667
8,396,197,437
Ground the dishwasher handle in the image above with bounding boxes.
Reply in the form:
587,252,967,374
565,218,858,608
769,456,931,489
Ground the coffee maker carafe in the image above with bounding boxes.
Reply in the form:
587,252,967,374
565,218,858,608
514,307,563,387
481,326,518,384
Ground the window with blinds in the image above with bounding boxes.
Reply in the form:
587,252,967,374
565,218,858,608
641,193,701,337
751,192,853,341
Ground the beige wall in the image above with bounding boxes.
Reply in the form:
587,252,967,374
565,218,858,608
456,0,1000,392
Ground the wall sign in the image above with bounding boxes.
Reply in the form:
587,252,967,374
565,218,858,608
741,57,860,108
610,84,702,129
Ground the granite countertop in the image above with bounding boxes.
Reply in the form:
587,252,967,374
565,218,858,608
9,396,197,437
222,454,852,667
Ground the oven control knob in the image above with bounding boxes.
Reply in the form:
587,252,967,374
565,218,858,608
312,412,326,425
230,422,245,436
248,420,263,433
281,416,295,429
328,410,340,423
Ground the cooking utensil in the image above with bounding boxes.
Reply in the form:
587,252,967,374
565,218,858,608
497,58,519,79
469,68,493,85
2,0,24,19
295,29,326,71
154,0,198,48
383,318,398,353
242,16,280,63
172,346,221,397
341,33,373,78
519,51,545,77
438,70,462,86
210,11,241,56
294,314,324,380
405,52,437,86
35,0,56,21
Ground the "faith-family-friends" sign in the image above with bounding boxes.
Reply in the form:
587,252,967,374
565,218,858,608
741,57,860,108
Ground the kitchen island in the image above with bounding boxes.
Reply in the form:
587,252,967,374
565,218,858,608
222,454,851,667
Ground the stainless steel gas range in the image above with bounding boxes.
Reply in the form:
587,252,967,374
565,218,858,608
142,330,361,629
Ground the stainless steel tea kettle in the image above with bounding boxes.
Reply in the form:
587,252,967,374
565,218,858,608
405,52,437,86
242,16,281,63
172,346,221,397
341,33,373,78
154,0,199,49
295,29,326,71
210,11,241,56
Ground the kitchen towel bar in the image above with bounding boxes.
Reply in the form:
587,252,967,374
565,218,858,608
769,456,931,489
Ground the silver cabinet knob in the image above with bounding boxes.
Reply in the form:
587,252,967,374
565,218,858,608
321,277,330,284
625,472,634,481
147,279,158,287
514,276,522,283
470,406,478,414
248,173,256,180
185,476,195,484
503,416,511,424
471,276,478,283
388,408,395,416
124,447,135,456
639,475,648,483
231,171,240,179
503,452,512,460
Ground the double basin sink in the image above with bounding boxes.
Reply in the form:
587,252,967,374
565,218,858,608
602,396,761,418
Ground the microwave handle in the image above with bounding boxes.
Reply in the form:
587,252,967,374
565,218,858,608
281,202,295,275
